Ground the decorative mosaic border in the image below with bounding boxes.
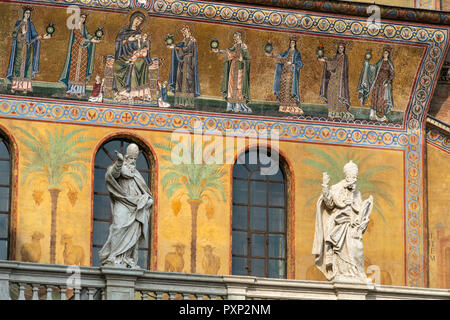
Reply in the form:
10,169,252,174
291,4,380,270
212,0,450,25
0,96,409,149
20,0,450,25
405,128,425,287
426,127,450,153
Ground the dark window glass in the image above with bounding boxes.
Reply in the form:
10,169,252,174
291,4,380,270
93,194,111,220
231,231,247,256
0,187,10,212
232,179,248,204
232,205,247,230
268,208,285,232
251,258,265,277
232,149,287,278
233,165,249,179
0,161,10,185
250,181,267,205
92,138,152,269
251,234,265,257
268,259,286,279
0,138,11,260
232,257,247,276
250,207,266,231
0,214,7,238
93,168,108,194
93,221,109,245
138,249,148,269
0,240,7,260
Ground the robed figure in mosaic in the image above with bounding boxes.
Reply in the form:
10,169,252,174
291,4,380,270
6,6,51,94
312,161,373,282
357,47,395,122
113,11,156,101
318,42,354,121
99,143,153,268
167,25,201,108
269,37,304,115
213,31,251,113
59,13,100,97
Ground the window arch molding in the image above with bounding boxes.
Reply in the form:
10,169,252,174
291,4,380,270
90,132,158,269
0,124,18,261
229,144,295,279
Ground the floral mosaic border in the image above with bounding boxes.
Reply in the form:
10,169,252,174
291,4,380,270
426,127,450,153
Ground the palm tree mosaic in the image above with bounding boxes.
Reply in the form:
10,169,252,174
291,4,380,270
14,127,94,264
156,136,226,273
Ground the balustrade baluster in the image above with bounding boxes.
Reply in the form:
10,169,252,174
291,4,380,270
31,284,39,300
74,288,81,300
18,283,26,300
60,286,66,300
46,285,53,300
88,288,96,300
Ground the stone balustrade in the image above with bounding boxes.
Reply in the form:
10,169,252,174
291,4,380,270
0,260,448,300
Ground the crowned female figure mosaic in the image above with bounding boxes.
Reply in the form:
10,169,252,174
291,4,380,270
59,13,101,97
318,41,354,121
113,10,156,102
268,36,304,115
6,6,52,94
167,24,201,109
212,31,251,113
357,46,395,122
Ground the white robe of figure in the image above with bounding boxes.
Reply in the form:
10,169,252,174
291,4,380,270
99,160,153,268
312,180,373,282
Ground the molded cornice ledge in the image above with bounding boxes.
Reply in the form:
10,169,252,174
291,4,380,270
210,0,450,25
101,267,144,300
426,115,450,134
332,280,372,300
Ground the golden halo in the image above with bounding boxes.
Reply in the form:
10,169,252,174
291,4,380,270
126,8,149,30
227,28,247,43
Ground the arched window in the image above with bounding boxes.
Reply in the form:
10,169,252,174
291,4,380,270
232,148,287,278
92,138,154,269
0,134,11,260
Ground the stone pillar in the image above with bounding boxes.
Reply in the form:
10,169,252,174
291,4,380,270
0,262,16,300
101,267,144,300
0,271,11,300
223,276,254,300
333,280,373,300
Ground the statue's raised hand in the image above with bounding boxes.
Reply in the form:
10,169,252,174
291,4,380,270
115,150,124,163
322,172,330,186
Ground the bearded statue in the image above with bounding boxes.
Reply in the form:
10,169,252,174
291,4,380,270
99,143,153,268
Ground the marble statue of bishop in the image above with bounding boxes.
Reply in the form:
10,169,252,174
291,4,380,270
312,160,373,282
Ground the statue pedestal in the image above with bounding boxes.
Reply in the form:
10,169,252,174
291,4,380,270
332,279,375,300
101,266,144,300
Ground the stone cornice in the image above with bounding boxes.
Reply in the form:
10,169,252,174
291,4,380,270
426,114,450,134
